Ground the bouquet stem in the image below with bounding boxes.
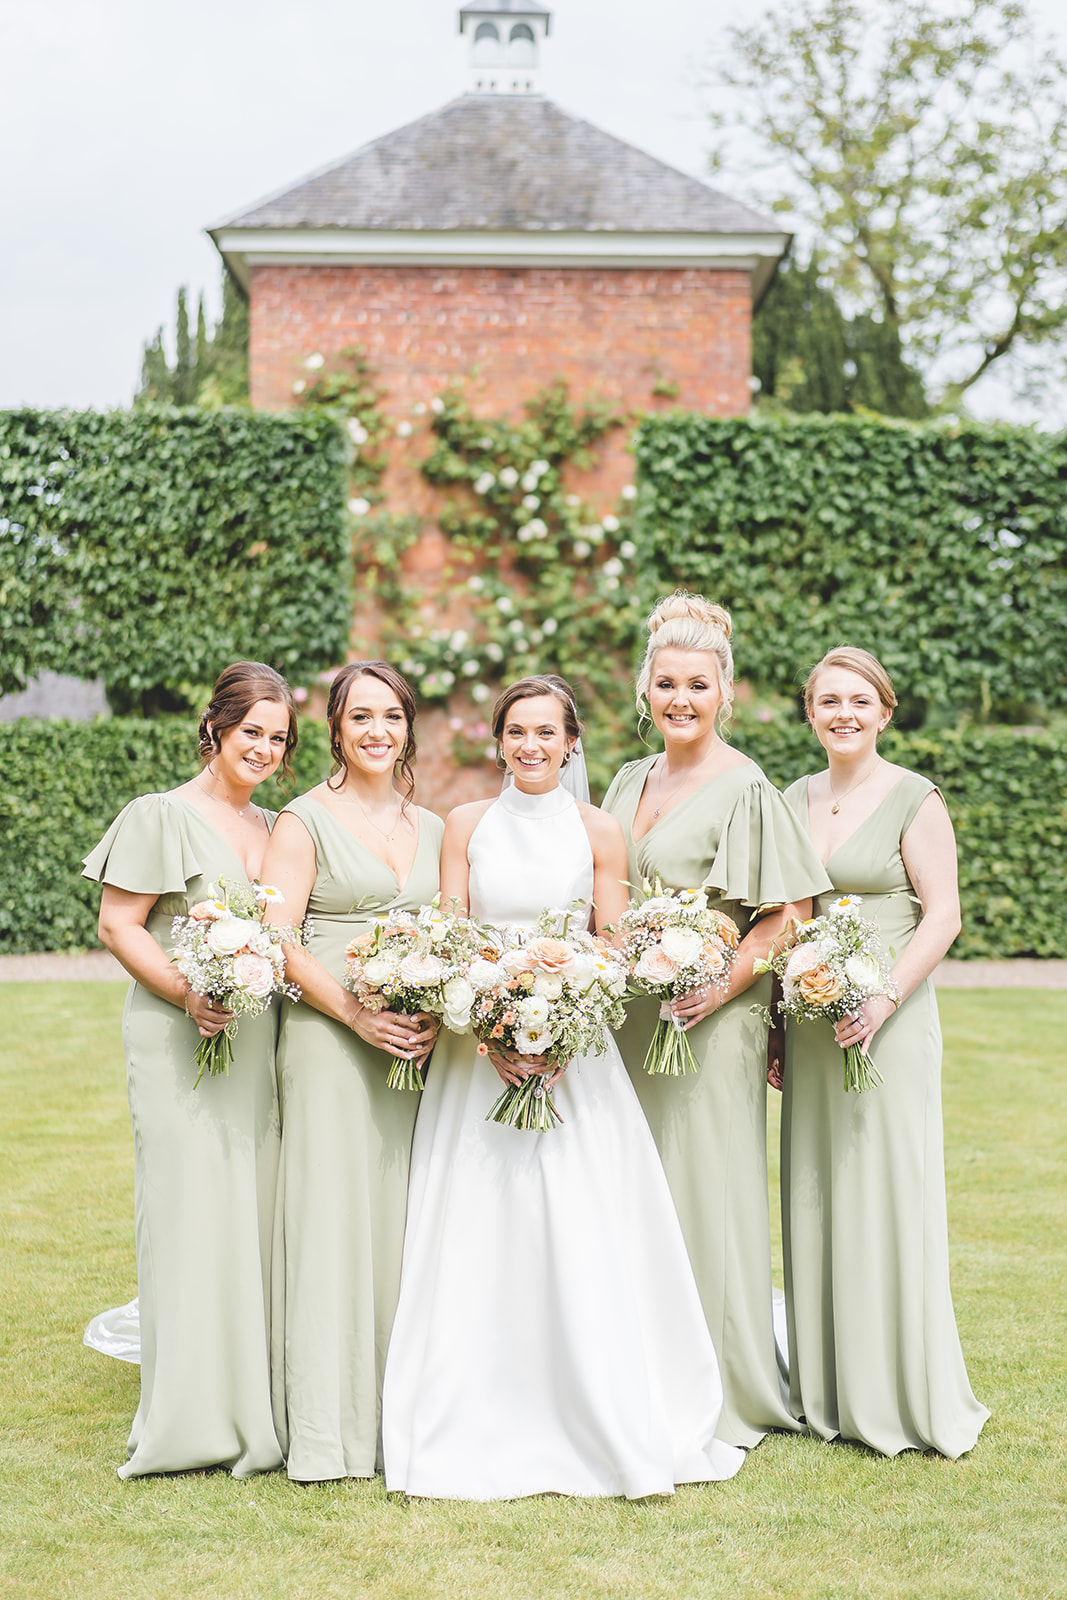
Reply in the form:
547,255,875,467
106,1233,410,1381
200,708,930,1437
487,1073,562,1132
193,1024,235,1088
386,1054,426,1091
841,1042,882,1093
643,1009,699,1076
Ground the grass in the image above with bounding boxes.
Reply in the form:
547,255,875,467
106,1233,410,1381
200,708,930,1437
0,983,1064,1600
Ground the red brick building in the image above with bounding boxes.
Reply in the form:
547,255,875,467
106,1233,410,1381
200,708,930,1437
207,3,787,801
210,2,786,472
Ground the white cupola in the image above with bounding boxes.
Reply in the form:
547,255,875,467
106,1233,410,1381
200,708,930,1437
459,0,551,95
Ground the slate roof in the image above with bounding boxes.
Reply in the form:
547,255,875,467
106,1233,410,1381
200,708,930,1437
214,96,778,237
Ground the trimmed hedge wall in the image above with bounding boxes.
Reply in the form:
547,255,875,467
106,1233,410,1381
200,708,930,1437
2,715,1063,959
634,415,1067,724
0,406,350,707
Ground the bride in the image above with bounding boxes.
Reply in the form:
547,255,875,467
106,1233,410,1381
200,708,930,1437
382,675,745,1500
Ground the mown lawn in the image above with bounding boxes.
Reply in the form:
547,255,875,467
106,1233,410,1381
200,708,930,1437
0,984,1063,1600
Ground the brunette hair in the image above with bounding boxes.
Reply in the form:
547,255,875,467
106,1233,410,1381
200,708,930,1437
326,661,418,803
635,592,734,727
491,675,584,746
198,662,299,781
803,647,898,719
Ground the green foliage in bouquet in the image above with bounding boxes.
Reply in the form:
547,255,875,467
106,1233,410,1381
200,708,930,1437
0,406,350,711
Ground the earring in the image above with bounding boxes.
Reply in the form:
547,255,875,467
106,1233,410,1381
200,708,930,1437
562,750,572,766
495,748,507,770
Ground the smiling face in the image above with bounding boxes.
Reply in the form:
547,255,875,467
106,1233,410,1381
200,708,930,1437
337,673,411,781
808,666,892,760
499,693,574,792
211,699,291,791
647,648,727,751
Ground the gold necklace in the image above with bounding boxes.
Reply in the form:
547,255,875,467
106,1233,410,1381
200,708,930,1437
200,770,253,819
828,758,882,815
652,754,710,820
334,787,404,842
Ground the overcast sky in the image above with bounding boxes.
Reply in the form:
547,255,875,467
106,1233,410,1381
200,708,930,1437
2,0,1064,420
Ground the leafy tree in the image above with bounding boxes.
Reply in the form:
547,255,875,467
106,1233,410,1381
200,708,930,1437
753,255,929,416
135,273,249,407
709,0,1067,404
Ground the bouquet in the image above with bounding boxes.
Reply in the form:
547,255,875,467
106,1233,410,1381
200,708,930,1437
467,904,628,1132
754,895,891,1092
343,898,486,1090
616,879,740,1076
171,878,302,1087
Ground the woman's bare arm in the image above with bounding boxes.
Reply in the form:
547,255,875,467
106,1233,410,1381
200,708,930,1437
97,887,231,1038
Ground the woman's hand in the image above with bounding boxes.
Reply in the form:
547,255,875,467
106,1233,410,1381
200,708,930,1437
352,1005,439,1060
834,994,897,1057
185,990,234,1039
486,1045,567,1088
672,983,727,1031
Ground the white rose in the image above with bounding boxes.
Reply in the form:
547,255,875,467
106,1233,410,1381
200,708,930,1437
517,993,552,1027
205,916,259,957
532,973,564,1000
639,896,676,915
566,955,598,993
660,925,704,965
784,943,826,980
844,954,882,993
442,975,474,1031
361,954,396,988
468,959,503,991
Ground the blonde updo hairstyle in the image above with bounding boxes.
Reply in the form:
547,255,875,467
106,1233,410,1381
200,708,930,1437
636,592,735,729
803,646,898,723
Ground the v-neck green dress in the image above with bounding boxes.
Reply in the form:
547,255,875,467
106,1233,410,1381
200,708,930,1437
270,793,444,1482
602,757,832,1447
82,793,283,1479
781,772,989,1457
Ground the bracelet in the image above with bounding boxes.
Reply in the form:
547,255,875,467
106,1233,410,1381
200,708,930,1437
882,979,902,1010
183,989,193,1017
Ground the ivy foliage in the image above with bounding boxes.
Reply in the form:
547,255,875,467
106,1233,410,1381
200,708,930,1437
0,406,350,712
634,414,1067,726
3,714,1061,958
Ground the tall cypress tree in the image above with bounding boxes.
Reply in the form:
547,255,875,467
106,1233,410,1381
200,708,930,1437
173,288,194,405
753,256,928,418
134,273,250,407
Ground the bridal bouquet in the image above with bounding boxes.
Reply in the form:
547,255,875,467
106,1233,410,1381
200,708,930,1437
754,895,891,1092
171,879,302,1087
616,879,740,1076
343,899,486,1089
467,905,628,1132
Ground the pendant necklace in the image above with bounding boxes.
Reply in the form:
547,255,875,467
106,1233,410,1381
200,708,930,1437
652,755,708,820
829,758,881,815
336,788,404,842
200,770,252,818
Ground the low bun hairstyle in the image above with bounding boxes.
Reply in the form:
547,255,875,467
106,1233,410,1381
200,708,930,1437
326,661,418,804
198,662,299,782
491,675,584,746
803,647,898,720
635,592,734,727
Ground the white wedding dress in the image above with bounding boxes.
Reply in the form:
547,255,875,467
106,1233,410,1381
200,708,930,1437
381,783,745,1500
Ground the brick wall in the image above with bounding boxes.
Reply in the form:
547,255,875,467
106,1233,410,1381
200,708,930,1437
249,261,753,808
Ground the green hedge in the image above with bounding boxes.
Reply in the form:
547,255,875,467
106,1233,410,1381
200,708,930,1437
0,718,332,954
633,415,1067,724
2,716,1063,959
0,407,350,708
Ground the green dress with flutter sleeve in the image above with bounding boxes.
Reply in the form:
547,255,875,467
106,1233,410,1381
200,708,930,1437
602,757,833,1448
270,794,444,1482
82,793,283,1479
781,771,989,1457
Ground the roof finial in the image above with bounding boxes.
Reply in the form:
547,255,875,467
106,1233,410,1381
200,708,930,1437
459,2,551,96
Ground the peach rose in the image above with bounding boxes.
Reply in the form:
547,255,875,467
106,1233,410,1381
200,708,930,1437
523,937,575,973
187,900,220,922
798,963,842,1006
232,952,275,1000
716,914,740,950
634,945,680,985
345,931,377,957
398,951,446,986
501,947,533,976
704,946,726,976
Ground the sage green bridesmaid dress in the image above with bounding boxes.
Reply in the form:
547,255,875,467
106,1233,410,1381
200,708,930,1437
270,793,444,1482
82,794,283,1479
781,771,989,1457
602,757,832,1448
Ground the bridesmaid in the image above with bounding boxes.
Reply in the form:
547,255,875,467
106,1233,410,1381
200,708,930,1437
781,646,989,1457
83,661,298,1478
261,661,443,1482
602,594,832,1448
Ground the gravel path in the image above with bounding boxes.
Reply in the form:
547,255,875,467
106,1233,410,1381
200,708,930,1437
1,951,1065,988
